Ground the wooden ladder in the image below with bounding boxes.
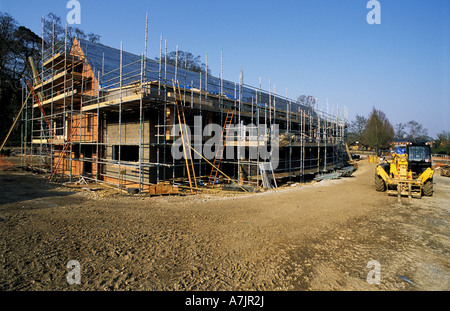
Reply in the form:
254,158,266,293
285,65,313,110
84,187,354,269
172,80,198,194
207,109,234,188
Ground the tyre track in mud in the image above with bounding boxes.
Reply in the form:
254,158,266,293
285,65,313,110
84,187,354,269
0,159,448,291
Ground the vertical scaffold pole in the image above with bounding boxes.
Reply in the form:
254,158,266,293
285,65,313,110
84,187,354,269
118,41,123,191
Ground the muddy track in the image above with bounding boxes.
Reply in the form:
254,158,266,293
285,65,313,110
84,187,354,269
0,158,449,291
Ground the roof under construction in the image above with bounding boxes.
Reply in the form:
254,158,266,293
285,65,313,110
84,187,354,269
74,39,316,117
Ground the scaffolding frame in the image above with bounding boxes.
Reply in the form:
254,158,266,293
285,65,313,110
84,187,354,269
19,16,348,194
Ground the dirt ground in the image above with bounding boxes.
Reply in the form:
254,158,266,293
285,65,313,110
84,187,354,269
0,157,449,291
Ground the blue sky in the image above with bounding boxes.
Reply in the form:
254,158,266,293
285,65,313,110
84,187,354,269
1,0,449,138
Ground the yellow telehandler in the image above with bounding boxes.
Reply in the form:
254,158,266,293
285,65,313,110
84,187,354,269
375,142,434,200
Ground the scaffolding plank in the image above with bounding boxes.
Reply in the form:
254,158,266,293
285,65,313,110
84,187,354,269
34,71,84,90
81,93,142,111
32,89,80,108
42,52,81,69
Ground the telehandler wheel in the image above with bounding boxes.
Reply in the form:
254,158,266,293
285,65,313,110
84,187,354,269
422,180,433,196
375,174,386,192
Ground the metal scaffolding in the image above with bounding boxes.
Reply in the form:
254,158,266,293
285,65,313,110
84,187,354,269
19,16,348,194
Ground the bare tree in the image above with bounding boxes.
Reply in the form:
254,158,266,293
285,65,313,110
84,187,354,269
394,122,407,140
296,95,316,107
405,120,428,142
347,114,367,144
156,50,209,74
43,12,101,48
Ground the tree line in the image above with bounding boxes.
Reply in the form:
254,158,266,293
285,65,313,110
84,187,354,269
347,107,449,154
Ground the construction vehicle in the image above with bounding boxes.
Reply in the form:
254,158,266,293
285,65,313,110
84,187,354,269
375,142,434,199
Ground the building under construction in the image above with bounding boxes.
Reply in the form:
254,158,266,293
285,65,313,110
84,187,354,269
18,28,348,194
